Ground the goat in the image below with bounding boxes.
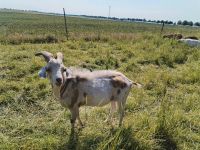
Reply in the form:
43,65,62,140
163,34,183,40
179,39,200,47
35,51,141,128
183,36,199,40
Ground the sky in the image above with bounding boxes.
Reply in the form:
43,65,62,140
0,0,199,22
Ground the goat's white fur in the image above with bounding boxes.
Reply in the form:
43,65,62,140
179,39,200,47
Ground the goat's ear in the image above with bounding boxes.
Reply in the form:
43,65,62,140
56,52,63,62
66,68,72,77
38,67,47,78
35,51,53,63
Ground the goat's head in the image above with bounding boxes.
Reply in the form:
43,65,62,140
35,51,66,87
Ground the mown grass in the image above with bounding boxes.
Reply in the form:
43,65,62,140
0,10,200,150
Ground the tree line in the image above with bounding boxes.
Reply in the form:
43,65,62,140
177,20,200,26
80,15,200,27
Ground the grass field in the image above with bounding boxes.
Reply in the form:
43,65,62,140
0,10,200,150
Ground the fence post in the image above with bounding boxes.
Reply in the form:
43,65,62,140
63,8,69,40
161,22,165,34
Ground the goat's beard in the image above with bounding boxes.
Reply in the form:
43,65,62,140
50,73,66,99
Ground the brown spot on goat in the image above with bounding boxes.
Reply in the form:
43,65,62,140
70,89,79,108
76,76,88,83
78,92,87,107
117,89,121,95
111,76,127,89
60,79,72,98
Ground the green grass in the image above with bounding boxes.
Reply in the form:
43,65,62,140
0,10,200,150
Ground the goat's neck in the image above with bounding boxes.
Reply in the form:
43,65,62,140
52,86,61,99
52,69,69,100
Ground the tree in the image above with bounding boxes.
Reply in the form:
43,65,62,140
168,21,174,25
181,20,193,26
182,20,188,25
194,22,200,26
177,20,182,25
188,21,193,26
157,20,161,24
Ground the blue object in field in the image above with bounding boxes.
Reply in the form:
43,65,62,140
38,67,47,78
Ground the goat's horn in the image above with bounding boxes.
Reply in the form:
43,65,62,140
35,51,53,62
56,52,63,62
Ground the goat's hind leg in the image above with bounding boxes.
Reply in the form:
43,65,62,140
104,101,116,124
117,101,125,127
118,87,132,127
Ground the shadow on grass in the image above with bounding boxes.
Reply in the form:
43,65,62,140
97,126,143,150
58,126,104,150
154,126,177,150
58,126,143,150
58,128,80,150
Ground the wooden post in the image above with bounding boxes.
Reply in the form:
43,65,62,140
63,8,69,40
161,22,165,34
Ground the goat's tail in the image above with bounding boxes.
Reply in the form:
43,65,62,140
122,74,142,88
132,82,142,88
128,79,142,88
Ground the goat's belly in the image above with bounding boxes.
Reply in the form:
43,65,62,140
86,98,110,106
82,79,113,106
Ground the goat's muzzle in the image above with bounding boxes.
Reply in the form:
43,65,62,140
56,78,63,86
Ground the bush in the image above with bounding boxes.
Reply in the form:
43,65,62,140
33,35,58,44
4,33,59,44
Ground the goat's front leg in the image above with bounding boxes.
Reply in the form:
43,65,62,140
69,107,78,128
77,107,83,127
70,106,83,128
77,116,83,127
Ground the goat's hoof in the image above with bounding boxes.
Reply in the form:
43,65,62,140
118,124,122,127
80,124,85,128
77,124,84,131
70,127,75,133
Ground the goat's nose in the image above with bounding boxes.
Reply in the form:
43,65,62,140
56,78,62,84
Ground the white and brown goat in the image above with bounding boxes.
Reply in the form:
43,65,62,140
35,51,141,127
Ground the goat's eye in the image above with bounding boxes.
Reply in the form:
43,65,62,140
63,68,67,72
61,68,65,72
